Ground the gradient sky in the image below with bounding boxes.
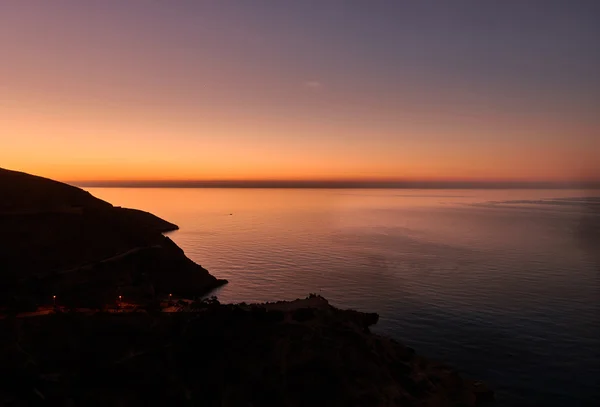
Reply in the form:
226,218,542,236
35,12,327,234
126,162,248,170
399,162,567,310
1,1,599,183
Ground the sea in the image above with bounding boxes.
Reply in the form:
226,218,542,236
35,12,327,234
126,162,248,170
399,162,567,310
87,188,600,406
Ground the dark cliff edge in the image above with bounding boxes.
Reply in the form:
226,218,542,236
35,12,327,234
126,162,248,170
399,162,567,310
0,168,493,405
0,167,227,309
0,296,493,406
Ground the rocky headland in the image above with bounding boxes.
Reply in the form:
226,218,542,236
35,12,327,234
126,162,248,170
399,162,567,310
0,168,492,406
0,295,493,406
0,167,227,310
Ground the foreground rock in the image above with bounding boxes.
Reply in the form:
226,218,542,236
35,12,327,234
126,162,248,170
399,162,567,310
0,167,227,310
0,296,492,406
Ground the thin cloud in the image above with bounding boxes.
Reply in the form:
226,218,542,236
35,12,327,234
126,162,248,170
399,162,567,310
304,80,322,89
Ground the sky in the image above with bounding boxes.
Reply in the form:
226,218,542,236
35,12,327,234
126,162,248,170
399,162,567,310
1,1,599,184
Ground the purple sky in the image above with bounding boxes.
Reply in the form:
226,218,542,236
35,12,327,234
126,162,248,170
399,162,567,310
1,1,598,183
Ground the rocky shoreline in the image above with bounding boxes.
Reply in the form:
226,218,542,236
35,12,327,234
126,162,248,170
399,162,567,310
0,295,493,406
0,167,493,405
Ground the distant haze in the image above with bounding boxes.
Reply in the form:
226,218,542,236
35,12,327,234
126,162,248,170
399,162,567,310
1,2,598,182
74,179,600,190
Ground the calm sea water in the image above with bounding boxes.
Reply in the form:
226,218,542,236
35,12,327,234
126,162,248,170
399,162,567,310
87,188,600,406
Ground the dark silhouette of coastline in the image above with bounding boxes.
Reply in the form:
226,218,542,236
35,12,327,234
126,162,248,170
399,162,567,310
0,295,493,406
0,167,492,406
0,167,227,310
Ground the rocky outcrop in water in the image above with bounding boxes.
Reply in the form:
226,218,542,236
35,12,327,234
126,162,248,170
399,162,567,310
0,296,492,406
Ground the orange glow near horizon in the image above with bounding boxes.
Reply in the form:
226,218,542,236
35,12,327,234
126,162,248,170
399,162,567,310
1,3,598,184
2,98,598,184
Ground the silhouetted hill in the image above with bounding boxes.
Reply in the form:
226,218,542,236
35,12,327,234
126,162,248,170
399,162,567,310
0,168,112,212
0,168,493,406
0,167,226,309
0,296,492,406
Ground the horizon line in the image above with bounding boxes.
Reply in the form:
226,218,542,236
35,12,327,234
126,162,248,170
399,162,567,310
72,179,600,189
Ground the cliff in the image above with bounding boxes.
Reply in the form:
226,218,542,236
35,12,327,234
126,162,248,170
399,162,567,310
0,167,227,309
0,168,493,406
0,296,492,406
